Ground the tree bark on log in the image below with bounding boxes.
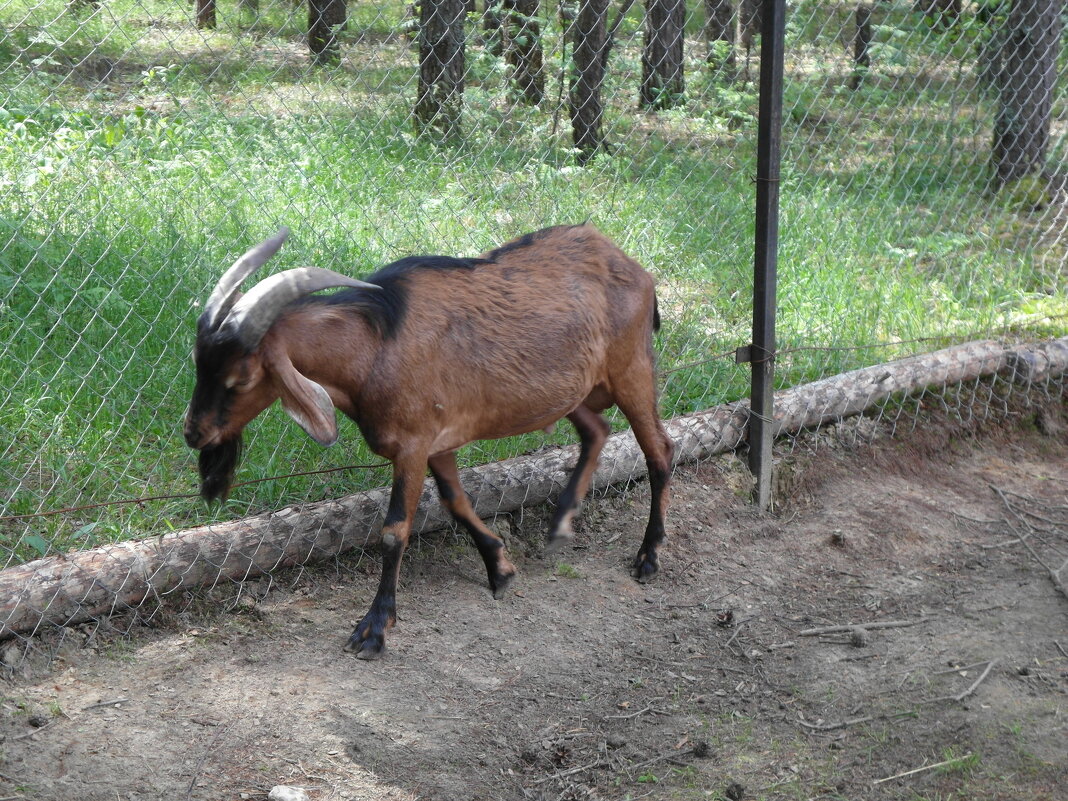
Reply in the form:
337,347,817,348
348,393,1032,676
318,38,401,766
2,338,1065,639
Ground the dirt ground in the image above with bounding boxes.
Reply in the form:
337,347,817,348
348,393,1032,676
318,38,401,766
1,399,1066,801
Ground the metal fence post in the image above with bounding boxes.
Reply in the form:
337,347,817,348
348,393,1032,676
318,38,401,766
748,0,786,510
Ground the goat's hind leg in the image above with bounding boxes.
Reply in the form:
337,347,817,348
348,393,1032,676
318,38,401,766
429,451,517,599
546,405,611,552
615,394,674,583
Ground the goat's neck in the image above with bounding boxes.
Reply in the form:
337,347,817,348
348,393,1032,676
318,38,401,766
270,310,379,411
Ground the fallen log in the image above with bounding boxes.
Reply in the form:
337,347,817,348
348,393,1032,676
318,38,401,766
0,337,1063,638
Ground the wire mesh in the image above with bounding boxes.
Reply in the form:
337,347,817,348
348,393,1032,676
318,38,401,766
0,0,1064,636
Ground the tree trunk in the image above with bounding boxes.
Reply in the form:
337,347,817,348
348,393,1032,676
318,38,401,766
992,0,1062,188
569,0,609,163
913,0,961,28
849,4,872,90
640,0,686,109
196,0,216,29
415,0,467,137
308,0,347,65
704,0,736,79
739,0,760,76
483,0,504,56
503,0,545,104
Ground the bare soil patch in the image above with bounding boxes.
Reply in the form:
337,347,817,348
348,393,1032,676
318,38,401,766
1,400,1066,801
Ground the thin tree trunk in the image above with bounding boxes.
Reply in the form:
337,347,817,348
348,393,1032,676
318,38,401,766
415,0,467,137
739,0,760,78
913,0,960,28
849,4,871,91
308,0,347,65
196,0,216,29
992,0,1062,187
640,0,686,109
483,0,504,56
569,0,609,163
704,0,736,79
503,0,545,104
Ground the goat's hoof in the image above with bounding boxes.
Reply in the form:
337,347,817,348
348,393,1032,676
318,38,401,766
633,553,659,584
491,571,516,600
344,632,386,660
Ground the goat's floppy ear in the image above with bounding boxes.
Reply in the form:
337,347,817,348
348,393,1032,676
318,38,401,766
272,353,339,446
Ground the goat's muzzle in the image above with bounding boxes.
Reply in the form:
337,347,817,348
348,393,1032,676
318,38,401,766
196,437,244,503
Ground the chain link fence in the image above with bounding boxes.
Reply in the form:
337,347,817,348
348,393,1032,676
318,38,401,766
0,0,1064,636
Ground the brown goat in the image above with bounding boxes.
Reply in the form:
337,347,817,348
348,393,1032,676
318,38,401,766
185,224,674,659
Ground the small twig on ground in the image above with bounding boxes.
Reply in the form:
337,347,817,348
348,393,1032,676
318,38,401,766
932,661,992,676
799,661,996,733
798,618,929,637
797,710,915,732
625,749,692,775
529,759,608,785
951,511,1000,525
925,660,997,704
606,703,671,720
184,718,240,800
724,617,753,650
873,752,974,785
1054,641,1068,659
12,719,56,741
994,486,1068,601
979,536,1027,550
82,697,130,711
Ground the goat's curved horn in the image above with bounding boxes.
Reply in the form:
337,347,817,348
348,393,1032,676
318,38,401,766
226,267,382,350
201,228,290,332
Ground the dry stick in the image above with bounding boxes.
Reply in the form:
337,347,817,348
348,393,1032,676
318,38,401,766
924,660,996,703
11,718,56,741
798,618,930,637
993,486,1068,601
1054,641,1068,659
800,662,997,733
605,703,671,720
724,616,754,649
873,753,975,785
82,697,130,711
185,718,239,800
797,710,915,732
932,661,991,676
529,759,608,785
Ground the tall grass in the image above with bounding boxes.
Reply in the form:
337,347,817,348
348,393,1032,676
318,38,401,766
0,0,1063,559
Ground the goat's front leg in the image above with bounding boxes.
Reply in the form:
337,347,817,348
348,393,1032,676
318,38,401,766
344,453,426,659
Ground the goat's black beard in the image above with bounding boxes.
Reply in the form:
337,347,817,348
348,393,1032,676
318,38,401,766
198,436,243,503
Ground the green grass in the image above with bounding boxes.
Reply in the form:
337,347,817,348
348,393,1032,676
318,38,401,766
0,0,1064,560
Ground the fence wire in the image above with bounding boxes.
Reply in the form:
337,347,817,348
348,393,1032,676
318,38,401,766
0,0,1064,636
